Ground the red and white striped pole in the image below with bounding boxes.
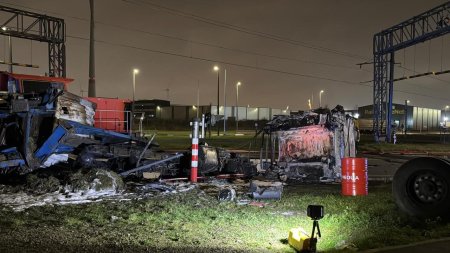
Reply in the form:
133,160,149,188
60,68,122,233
190,118,200,182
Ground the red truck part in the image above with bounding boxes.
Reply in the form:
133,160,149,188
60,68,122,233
86,97,131,133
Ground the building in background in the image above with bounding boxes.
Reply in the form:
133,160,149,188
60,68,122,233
132,99,171,119
358,103,443,132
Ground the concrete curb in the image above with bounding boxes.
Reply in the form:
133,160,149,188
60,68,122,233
360,237,450,252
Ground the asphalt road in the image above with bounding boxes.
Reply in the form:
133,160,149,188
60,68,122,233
361,238,450,253
364,154,412,181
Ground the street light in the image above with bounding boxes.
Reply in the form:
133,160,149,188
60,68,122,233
133,68,139,101
404,100,410,134
445,105,449,128
319,90,324,108
308,99,312,110
213,66,220,136
236,81,241,133
2,26,12,73
131,68,139,134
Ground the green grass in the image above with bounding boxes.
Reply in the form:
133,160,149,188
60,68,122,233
358,134,450,153
1,131,440,252
150,130,450,153
149,130,257,150
1,183,449,252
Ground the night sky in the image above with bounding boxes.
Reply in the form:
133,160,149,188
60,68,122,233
1,0,450,110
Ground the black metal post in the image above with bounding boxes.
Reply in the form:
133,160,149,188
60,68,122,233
217,71,220,136
404,100,408,135
88,0,96,97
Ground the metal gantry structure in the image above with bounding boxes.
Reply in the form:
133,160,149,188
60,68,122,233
0,5,66,77
373,1,450,142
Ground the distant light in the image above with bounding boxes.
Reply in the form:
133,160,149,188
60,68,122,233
140,116,144,120
192,105,197,109
156,106,161,110
1,27,6,31
213,66,219,71
445,117,449,121
354,113,360,119
446,105,449,109
320,90,324,93
237,81,241,86
133,68,139,74
407,100,410,104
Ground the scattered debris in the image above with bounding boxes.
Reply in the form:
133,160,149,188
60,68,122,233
217,188,236,201
68,168,125,193
179,146,257,178
250,180,283,200
248,201,269,208
131,182,196,195
236,199,252,206
25,174,61,194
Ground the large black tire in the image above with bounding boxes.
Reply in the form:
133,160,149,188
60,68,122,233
393,157,450,218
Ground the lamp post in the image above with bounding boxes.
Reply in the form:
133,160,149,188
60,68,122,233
236,81,241,133
404,100,409,135
445,105,449,128
2,26,12,73
131,68,139,134
223,69,227,135
133,69,139,102
213,66,220,136
319,90,324,108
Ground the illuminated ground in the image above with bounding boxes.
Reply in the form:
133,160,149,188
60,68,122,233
1,132,450,252
1,182,449,253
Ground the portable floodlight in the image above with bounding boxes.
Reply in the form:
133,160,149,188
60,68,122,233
288,205,324,253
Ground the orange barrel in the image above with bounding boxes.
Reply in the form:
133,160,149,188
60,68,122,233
341,157,368,196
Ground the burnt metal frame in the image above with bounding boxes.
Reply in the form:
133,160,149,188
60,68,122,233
0,5,66,77
373,1,450,142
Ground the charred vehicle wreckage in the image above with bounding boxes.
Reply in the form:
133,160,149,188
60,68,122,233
258,106,358,182
0,71,358,194
0,72,256,182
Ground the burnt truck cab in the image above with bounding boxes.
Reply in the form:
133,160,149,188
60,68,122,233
0,72,93,172
261,106,359,182
0,72,148,174
0,72,73,112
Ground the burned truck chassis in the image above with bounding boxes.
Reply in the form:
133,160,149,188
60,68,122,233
259,106,358,182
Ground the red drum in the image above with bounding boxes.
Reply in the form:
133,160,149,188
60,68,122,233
341,158,368,196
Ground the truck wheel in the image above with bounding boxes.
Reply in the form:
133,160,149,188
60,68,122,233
393,157,450,218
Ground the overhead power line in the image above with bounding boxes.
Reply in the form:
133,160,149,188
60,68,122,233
122,0,370,61
396,65,450,84
66,34,359,85
1,1,448,102
0,1,369,73
66,34,450,103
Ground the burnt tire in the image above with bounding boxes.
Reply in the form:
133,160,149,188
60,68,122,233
393,157,450,218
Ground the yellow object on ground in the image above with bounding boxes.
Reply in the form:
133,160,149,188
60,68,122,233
288,227,310,252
